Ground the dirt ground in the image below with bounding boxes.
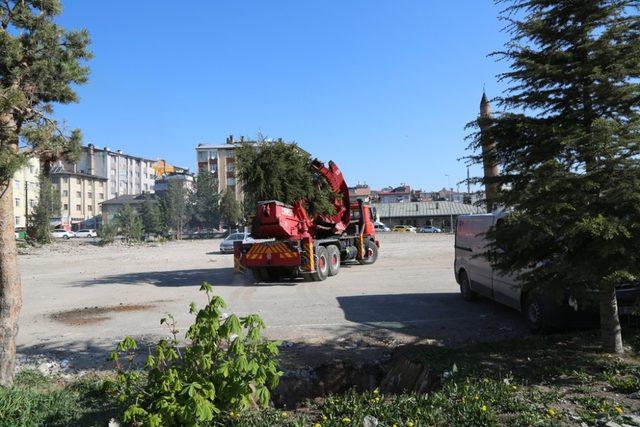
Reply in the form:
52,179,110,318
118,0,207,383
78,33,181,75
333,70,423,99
17,233,528,370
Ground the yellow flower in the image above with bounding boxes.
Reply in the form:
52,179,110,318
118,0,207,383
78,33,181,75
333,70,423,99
511,385,517,391
281,412,289,418
229,411,235,418
342,417,351,424
481,405,488,412
323,415,328,421
474,395,479,400
392,424,398,427
407,421,415,427
373,388,380,396
547,408,556,417
615,406,624,414
314,424,322,427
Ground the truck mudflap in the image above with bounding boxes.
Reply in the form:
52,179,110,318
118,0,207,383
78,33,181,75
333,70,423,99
241,241,301,268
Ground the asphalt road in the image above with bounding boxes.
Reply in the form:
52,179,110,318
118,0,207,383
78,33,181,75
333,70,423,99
17,233,528,369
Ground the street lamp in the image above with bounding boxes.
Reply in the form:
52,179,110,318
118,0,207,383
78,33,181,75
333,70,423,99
445,174,454,234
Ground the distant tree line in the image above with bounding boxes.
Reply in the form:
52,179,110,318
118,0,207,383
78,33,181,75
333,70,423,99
100,171,244,242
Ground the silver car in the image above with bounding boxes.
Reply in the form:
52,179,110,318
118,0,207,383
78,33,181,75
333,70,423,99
219,232,254,253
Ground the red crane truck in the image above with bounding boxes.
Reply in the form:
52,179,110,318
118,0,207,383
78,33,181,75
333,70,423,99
234,159,379,282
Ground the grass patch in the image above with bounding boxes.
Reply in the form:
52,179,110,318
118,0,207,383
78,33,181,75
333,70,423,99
0,370,117,427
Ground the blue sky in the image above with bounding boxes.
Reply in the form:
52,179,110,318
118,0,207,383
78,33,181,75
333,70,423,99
55,1,510,192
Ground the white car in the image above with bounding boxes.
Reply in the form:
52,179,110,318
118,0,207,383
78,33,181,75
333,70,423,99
219,232,254,253
75,229,97,238
51,229,76,239
374,222,391,232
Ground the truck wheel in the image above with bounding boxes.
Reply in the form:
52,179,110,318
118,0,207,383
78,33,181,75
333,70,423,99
251,268,263,283
524,294,554,334
359,240,378,265
311,246,329,281
327,245,340,276
459,270,477,301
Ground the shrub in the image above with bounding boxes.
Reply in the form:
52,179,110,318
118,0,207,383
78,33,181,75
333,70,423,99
110,282,282,426
98,222,118,245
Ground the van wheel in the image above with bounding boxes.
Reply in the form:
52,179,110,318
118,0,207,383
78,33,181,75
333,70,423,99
327,245,340,276
311,246,329,281
524,294,554,334
359,240,378,265
459,271,477,301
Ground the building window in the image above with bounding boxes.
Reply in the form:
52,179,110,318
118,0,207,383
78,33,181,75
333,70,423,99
13,180,20,190
29,165,35,174
227,178,236,186
15,216,20,226
227,163,235,172
77,178,81,185
29,199,35,207
88,205,93,212
63,190,68,197
14,198,19,207
76,191,81,198
63,177,68,183
226,151,234,158
76,204,81,211
63,204,68,211
88,192,93,199
99,193,104,199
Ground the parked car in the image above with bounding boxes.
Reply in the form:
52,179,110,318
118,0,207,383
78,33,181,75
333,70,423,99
454,213,640,333
75,229,97,238
51,229,76,239
392,225,416,233
418,226,442,233
374,222,390,232
220,232,254,253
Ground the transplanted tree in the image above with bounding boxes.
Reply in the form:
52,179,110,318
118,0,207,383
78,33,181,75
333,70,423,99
0,0,91,384
189,171,219,230
470,0,640,353
27,174,60,244
235,138,336,216
219,189,242,230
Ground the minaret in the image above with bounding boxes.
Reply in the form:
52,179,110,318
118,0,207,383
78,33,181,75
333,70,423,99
478,91,499,212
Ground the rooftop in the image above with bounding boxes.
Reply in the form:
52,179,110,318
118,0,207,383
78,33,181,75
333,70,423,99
100,194,150,206
372,201,484,217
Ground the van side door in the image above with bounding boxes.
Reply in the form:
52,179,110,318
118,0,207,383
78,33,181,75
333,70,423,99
456,216,493,298
490,216,521,310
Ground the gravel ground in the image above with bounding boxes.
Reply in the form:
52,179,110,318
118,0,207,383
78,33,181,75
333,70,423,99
16,233,528,372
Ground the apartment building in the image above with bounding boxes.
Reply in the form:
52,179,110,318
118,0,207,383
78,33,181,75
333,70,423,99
196,135,250,201
50,166,108,228
13,157,40,227
49,144,156,228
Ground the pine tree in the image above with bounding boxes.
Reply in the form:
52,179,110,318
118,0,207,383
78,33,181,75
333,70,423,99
160,181,189,239
471,0,640,353
189,171,219,230
27,174,61,244
140,194,163,236
235,138,336,215
0,0,91,384
116,204,143,242
219,189,242,230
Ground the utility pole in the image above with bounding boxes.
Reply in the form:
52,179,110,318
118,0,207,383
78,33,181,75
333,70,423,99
445,174,454,233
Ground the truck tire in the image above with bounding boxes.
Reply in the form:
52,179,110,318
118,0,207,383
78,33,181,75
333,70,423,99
311,246,329,281
252,268,275,283
327,245,341,276
459,270,477,301
359,239,378,265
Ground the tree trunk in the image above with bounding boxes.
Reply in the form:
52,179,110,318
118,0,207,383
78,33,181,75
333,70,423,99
599,282,623,354
0,157,22,386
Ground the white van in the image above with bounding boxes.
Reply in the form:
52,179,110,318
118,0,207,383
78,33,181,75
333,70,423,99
454,213,640,333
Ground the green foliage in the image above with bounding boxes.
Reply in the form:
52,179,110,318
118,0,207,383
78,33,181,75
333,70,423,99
109,283,283,426
0,369,115,427
189,171,220,229
235,138,336,216
160,181,189,239
0,0,91,182
27,174,60,244
140,194,163,236
98,221,118,245
115,204,143,242
468,0,640,350
219,189,242,228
